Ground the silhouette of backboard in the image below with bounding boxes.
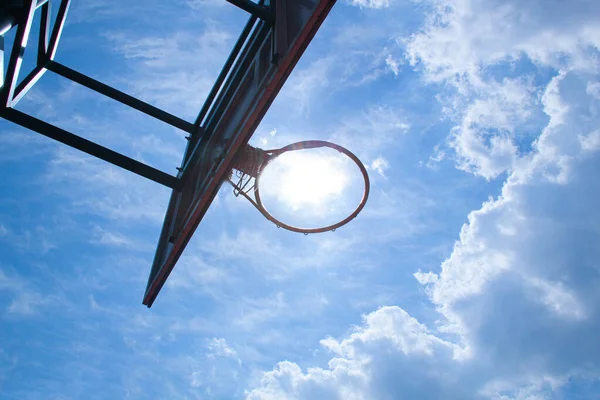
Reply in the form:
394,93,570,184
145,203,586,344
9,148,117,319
143,0,337,307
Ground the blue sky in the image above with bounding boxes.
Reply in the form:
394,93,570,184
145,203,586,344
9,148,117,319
1,0,600,399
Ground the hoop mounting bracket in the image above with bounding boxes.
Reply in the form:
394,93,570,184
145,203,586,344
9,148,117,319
228,141,371,234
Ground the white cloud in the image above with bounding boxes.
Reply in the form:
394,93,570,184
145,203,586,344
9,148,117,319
322,306,455,357
45,148,170,224
186,0,227,9
331,106,410,160
0,130,54,162
246,306,463,400
480,375,569,400
425,144,446,169
385,54,400,76
207,338,241,365
236,292,288,331
91,226,138,249
417,69,600,392
199,229,363,280
282,57,333,115
276,16,410,114
131,134,184,166
526,277,586,321
7,291,47,315
349,0,392,9
369,157,389,177
414,270,438,285
0,269,51,315
406,0,600,180
579,130,600,152
167,255,230,291
109,27,232,118
449,78,535,179
406,0,600,82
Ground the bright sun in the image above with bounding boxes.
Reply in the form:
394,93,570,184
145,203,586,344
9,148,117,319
260,150,350,212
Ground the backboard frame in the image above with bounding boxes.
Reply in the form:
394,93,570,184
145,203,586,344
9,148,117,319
144,0,338,307
0,0,338,308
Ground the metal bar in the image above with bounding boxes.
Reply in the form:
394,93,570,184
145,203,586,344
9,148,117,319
0,6,19,36
205,20,270,135
11,65,46,106
0,1,58,36
225,0,273,24
194,12,258,127
46,0,70,60
37,1,50,63
46,60,196,133
0,108,181,190
194,0,264,128
180,20,270,178
1,0,36,108
0,36,4,88
35,0,50,8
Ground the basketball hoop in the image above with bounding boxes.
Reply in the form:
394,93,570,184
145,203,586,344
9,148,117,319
228,141,370,234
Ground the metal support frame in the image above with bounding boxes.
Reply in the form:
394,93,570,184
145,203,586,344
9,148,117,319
194,10,259,127
0,36,4,88
225,0,273,24
1,7,19,37
0,0,278,190
0,108,181,189
46,61,195,133
181,18,271,180
1,0,38,107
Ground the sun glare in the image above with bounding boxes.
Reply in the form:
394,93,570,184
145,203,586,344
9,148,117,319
260,150,351,212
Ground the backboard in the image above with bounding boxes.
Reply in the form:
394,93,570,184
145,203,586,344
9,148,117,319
143,0,338,307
